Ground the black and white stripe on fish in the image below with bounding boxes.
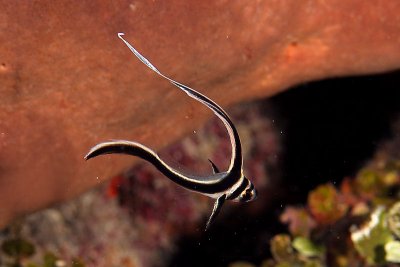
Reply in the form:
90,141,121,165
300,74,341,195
85,33,257,230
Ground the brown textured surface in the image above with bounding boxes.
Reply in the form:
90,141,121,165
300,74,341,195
0,0,400,228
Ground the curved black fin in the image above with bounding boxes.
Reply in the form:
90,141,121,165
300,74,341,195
117,33,243,174
208,159,220,174
205,194,226,231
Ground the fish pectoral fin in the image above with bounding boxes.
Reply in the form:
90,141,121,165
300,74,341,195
205,194,226,231
208,159,221,174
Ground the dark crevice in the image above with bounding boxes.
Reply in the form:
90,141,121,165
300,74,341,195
167,71,400,267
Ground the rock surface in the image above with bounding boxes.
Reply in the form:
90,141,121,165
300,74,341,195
0,103,278,267
0,0,400,228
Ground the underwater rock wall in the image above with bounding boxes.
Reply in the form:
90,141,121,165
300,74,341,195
0,103,279,267
1,0,400,228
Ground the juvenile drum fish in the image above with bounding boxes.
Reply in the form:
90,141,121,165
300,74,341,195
85,33,257,230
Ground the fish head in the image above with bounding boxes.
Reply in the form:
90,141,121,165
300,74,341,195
237,177,257,203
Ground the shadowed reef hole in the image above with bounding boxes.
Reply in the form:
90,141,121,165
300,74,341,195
168,71,400,267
